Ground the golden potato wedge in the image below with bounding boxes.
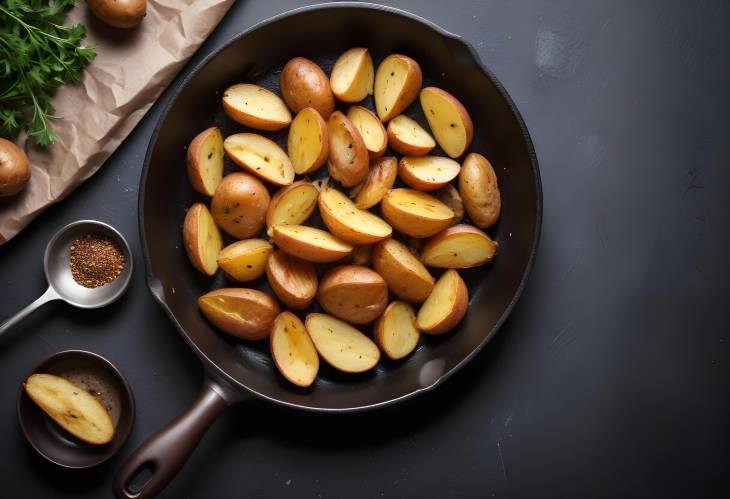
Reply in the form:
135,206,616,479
374,54,422,122
305,313,380,373
330,47,374,102
265,181,319,237
318,265,388,324
224,133,294,187
198,288,280,340
270,312,319,387
350,244,372,266
434,184,465,225
381,188,454,238
386,115,435,156
351,156,397,209
183,202,223,276
420,87,473,158
421,224,497,268
398,156,461,191
211,172,270,240
372,238,434,303
217,239,273,282
266,250,318,310
374,301,420,360
280,57,335,118
346,105,387,158
416,269,468,335
24,373,114,445
327,111,369,187
272,225,353,263
222,83,291,131
319,187,392,245
187,127,224,196
459,152,501,228
287,107,329,175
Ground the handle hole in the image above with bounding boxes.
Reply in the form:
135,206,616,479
127,462,156,495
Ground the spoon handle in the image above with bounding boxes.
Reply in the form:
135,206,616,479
0,287,60,338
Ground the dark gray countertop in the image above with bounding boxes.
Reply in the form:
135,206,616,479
1,1,728,497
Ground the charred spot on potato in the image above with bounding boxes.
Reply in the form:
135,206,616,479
207,152,213,159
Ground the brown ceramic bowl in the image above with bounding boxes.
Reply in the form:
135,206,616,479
17,350,135,468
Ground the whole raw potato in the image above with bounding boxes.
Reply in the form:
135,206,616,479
0,138,31,197
87,0,146,29
280,57,335,118
211,173,270,239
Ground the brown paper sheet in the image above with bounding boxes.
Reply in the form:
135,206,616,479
0,0,235,244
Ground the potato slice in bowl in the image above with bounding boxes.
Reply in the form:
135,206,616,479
351,156,397,210
416,269,468,335
374,54,422,122
330,47,374,102
327,111,369,187
222,83,291,131
183,202,223,276
266,181,319,237
270,312,319,388
387,115,435,156
287,107,329,175
319,187,392,245
272,225,353,263
305,313,380,373
217,239,273,282
420,87,473,158
374,301,420,360
187,127,224,196
198,288,280,340
372,238,434,303
266,250,318,310
224,133,294,187
421,224,497,269
381,188,454,238
318,265,388,324
346,105,387,158
398,156,461,191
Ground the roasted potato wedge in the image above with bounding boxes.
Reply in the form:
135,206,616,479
330,47,374,102
386,115,435,156
270,312,319,387
266,250,318,310
265,181,319,237
420,87,473,158
287,107,329,175
346,105,387,158
217,239,273,282
280,57,335,118
222,83,291,131
187,127,224,196
434,184,465,225
381,188,454,237
305,313,380,373
318,265,388,324
224,133,294,187
374,301,420,360
421,224,497,268
398,156,461,191
416,269,468,335
183,202,223,276
24,373,114,445
459,152,501,228
272,225,353,263
351,156,397,209
372,238,435,303
319,187,392,245
374,54,422,122
327,111,369,187
211,172,270,239
198,288,280,340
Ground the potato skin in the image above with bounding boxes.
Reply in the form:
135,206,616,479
186,127,223,197
198,288,280,340
280,57,335,118
266,250,318,309
87,0,146,29
352,156,397,209
420,224,497,268
211,173,270,239
417,270,468,335
318,265,388,324
459,152,501,228
327,111,369,187
373,301,420,360
435,184,465,225
272,225,353,263
372,238,434,303
0,138,31,197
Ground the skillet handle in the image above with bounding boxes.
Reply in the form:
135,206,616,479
113,379,238,499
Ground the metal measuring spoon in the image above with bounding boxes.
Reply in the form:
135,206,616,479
0,220,133,338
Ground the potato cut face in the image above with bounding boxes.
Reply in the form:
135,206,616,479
399,156,461,190
376,301,420,360
388,115,435,153
372,238,434,303
319,187,391,244
374,55,421,121
273,225,353,262
420,87,473,158
381,188,455,238
188,127,224,196
24,374,114,445
416,269,465,331
305,313,380,373
187,203,223,276
222,84,291,130
318,265,388,324
352,156,397,209
421,226,497,268
224,133,294,186
330,47,374,102
266,181,319,236
287,108,328,174
198,288,279,340
346,106,386,157
217,239,273,282
266,250,318,309
271,312,319,387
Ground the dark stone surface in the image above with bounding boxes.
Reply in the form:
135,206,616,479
1,1,728,497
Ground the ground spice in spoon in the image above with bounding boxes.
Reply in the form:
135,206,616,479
69,234,125,288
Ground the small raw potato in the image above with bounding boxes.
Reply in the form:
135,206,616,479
416,269,468,335
381,188,454,238
87,0,146,29
318,265,388,324
387,115,435,156
305,313,380,373
287,108,329,174
434,184,465,224
222,84,291,131
374,301,420,360
374,54,422,122
187,127,223,197
0,138,31,197
217,239,273,282
266,181,319,237
198,288,280,340
273,225,353,263
346,106,387,158
211,172,270,240
351,156,397,209
330,47,374,102
270,312,319,387
350,245,372,266
319,187,392,245
24,373,114,445
421,225,497,268
327,111,369,187
280,57,335,118
224,133,294,187
266,250,318,310
183,202,223,276
398,156,461,191
459,152,502,228
420,87,474,158
372,238,434,303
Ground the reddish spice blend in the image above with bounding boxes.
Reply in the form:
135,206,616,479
69,234,125,288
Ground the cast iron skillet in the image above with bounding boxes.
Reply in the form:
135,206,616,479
113,3,542,498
